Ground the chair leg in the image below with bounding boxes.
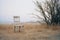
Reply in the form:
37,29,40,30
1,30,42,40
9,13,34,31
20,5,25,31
19,26,21,32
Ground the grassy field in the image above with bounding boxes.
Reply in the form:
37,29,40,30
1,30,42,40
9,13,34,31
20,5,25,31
0,23,60,40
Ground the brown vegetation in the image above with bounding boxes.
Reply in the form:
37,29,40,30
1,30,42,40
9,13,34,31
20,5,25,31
0,23,60,40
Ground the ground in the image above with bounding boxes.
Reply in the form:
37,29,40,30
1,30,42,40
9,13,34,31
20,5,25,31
0,23,60,40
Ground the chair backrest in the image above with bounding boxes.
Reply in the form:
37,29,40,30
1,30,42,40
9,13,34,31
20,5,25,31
13,16,20,25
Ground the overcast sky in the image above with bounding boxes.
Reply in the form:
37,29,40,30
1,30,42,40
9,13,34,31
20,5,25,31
0,0,44,23
0,0,34,23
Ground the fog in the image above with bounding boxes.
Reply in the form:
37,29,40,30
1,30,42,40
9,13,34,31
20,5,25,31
0,0,45,23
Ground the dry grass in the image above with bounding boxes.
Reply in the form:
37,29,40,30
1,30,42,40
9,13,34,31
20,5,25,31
0,23,60,40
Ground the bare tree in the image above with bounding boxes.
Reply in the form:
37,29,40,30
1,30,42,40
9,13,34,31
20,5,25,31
33,0,60,25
